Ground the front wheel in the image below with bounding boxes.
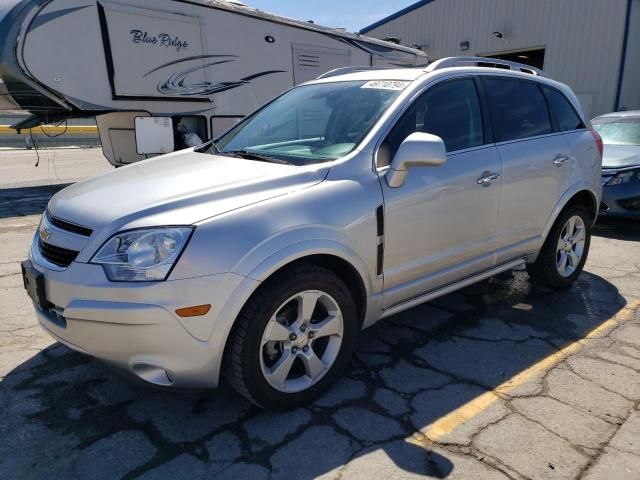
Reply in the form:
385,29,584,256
527,205,592,289
225,263,358,410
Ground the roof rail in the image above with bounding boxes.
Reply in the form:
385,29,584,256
425,57,548,77
316,66,394,79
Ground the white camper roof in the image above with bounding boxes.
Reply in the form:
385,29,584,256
188,0,427,58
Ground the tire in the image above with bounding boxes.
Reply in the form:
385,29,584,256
527,204,592,289
225,263,358,410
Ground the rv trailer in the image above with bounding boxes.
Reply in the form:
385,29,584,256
0,0,427,166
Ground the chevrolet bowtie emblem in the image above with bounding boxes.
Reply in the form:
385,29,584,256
39,226,52,242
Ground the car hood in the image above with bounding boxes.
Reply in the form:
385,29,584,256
602,144,640,169
48,150,329,229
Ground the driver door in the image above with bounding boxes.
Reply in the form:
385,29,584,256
378,77,502,308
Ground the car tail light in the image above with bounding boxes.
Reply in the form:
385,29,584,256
590,129,604,157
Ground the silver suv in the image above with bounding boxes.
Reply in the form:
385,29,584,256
23,57,603,409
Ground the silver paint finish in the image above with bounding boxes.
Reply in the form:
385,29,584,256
27,65,602,389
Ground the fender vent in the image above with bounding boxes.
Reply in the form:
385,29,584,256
376,205,384,276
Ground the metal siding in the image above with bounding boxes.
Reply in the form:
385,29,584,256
365,0,631,117
618,0,640,111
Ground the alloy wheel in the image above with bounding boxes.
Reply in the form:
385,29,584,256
259,290,344,393
556,215,586,278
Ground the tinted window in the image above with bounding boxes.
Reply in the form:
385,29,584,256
543,87,585,131
485,78,552,142
383,78,484,162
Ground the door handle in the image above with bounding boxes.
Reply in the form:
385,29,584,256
553,155,569,166
477,171,500,186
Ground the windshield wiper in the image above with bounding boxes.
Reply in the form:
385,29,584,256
224,149,295,166
201,140,221,154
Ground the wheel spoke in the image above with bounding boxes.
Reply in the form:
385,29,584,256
566,217,576,239
301,350,325,379
299,291,319,322
568,250,580,268
263,319,292,342
310,313,343,339
570,227,585,244
265,348,295,388
558,251,568,273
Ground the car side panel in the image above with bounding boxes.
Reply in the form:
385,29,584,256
563,129,603,206
380,145,502,308
494,133,572,264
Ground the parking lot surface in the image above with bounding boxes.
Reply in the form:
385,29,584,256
1,150,640,479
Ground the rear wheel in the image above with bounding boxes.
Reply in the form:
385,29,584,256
225,263,358,410
527,205,592,289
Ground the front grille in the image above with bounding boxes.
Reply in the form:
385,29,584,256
38,240,79,267
46,211,93,237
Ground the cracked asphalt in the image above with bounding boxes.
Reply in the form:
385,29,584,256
2,149,640,479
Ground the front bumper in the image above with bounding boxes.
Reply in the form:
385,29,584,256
600,176,640,219
27,237,258,389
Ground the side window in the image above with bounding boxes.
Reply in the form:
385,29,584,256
542,87,585,132
484,78,552,142
379,78,484,166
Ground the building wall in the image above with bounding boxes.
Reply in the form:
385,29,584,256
362,0,635,118
618,0,640,112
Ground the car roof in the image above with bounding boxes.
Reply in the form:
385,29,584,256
593,111,640,120
310,68,427,84
306,63,584,122
309,65,563,87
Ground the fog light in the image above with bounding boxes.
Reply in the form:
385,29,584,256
618,197,640,211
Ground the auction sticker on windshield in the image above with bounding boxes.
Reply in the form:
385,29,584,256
361,80,410,90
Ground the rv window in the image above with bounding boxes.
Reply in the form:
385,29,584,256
175,116,208,149
215,81,405,166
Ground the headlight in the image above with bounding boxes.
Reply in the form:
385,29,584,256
91,227,193,282
606,169,640,186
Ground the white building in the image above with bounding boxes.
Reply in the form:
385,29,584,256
361,0,640,118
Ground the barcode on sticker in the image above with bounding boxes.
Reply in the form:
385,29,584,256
361,80,410,91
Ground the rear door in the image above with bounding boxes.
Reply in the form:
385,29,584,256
483,77,572,263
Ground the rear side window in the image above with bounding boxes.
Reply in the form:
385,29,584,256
384,78,484,160
542,87,585,131
484,78,552,142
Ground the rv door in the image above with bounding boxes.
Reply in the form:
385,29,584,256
135,117,175,155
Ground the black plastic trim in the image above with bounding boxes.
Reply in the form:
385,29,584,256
376,243,384,277
376,204,384,276
46,210,93,237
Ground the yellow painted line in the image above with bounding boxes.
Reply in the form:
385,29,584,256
422,299,640,442
0,125,97,134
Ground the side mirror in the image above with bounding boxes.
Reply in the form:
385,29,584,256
385,132,447,188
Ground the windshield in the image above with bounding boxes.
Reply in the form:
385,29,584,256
215,80,408,166
592,117,640,146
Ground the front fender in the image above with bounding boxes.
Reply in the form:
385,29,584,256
238,234,376,299
203,235,378,385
